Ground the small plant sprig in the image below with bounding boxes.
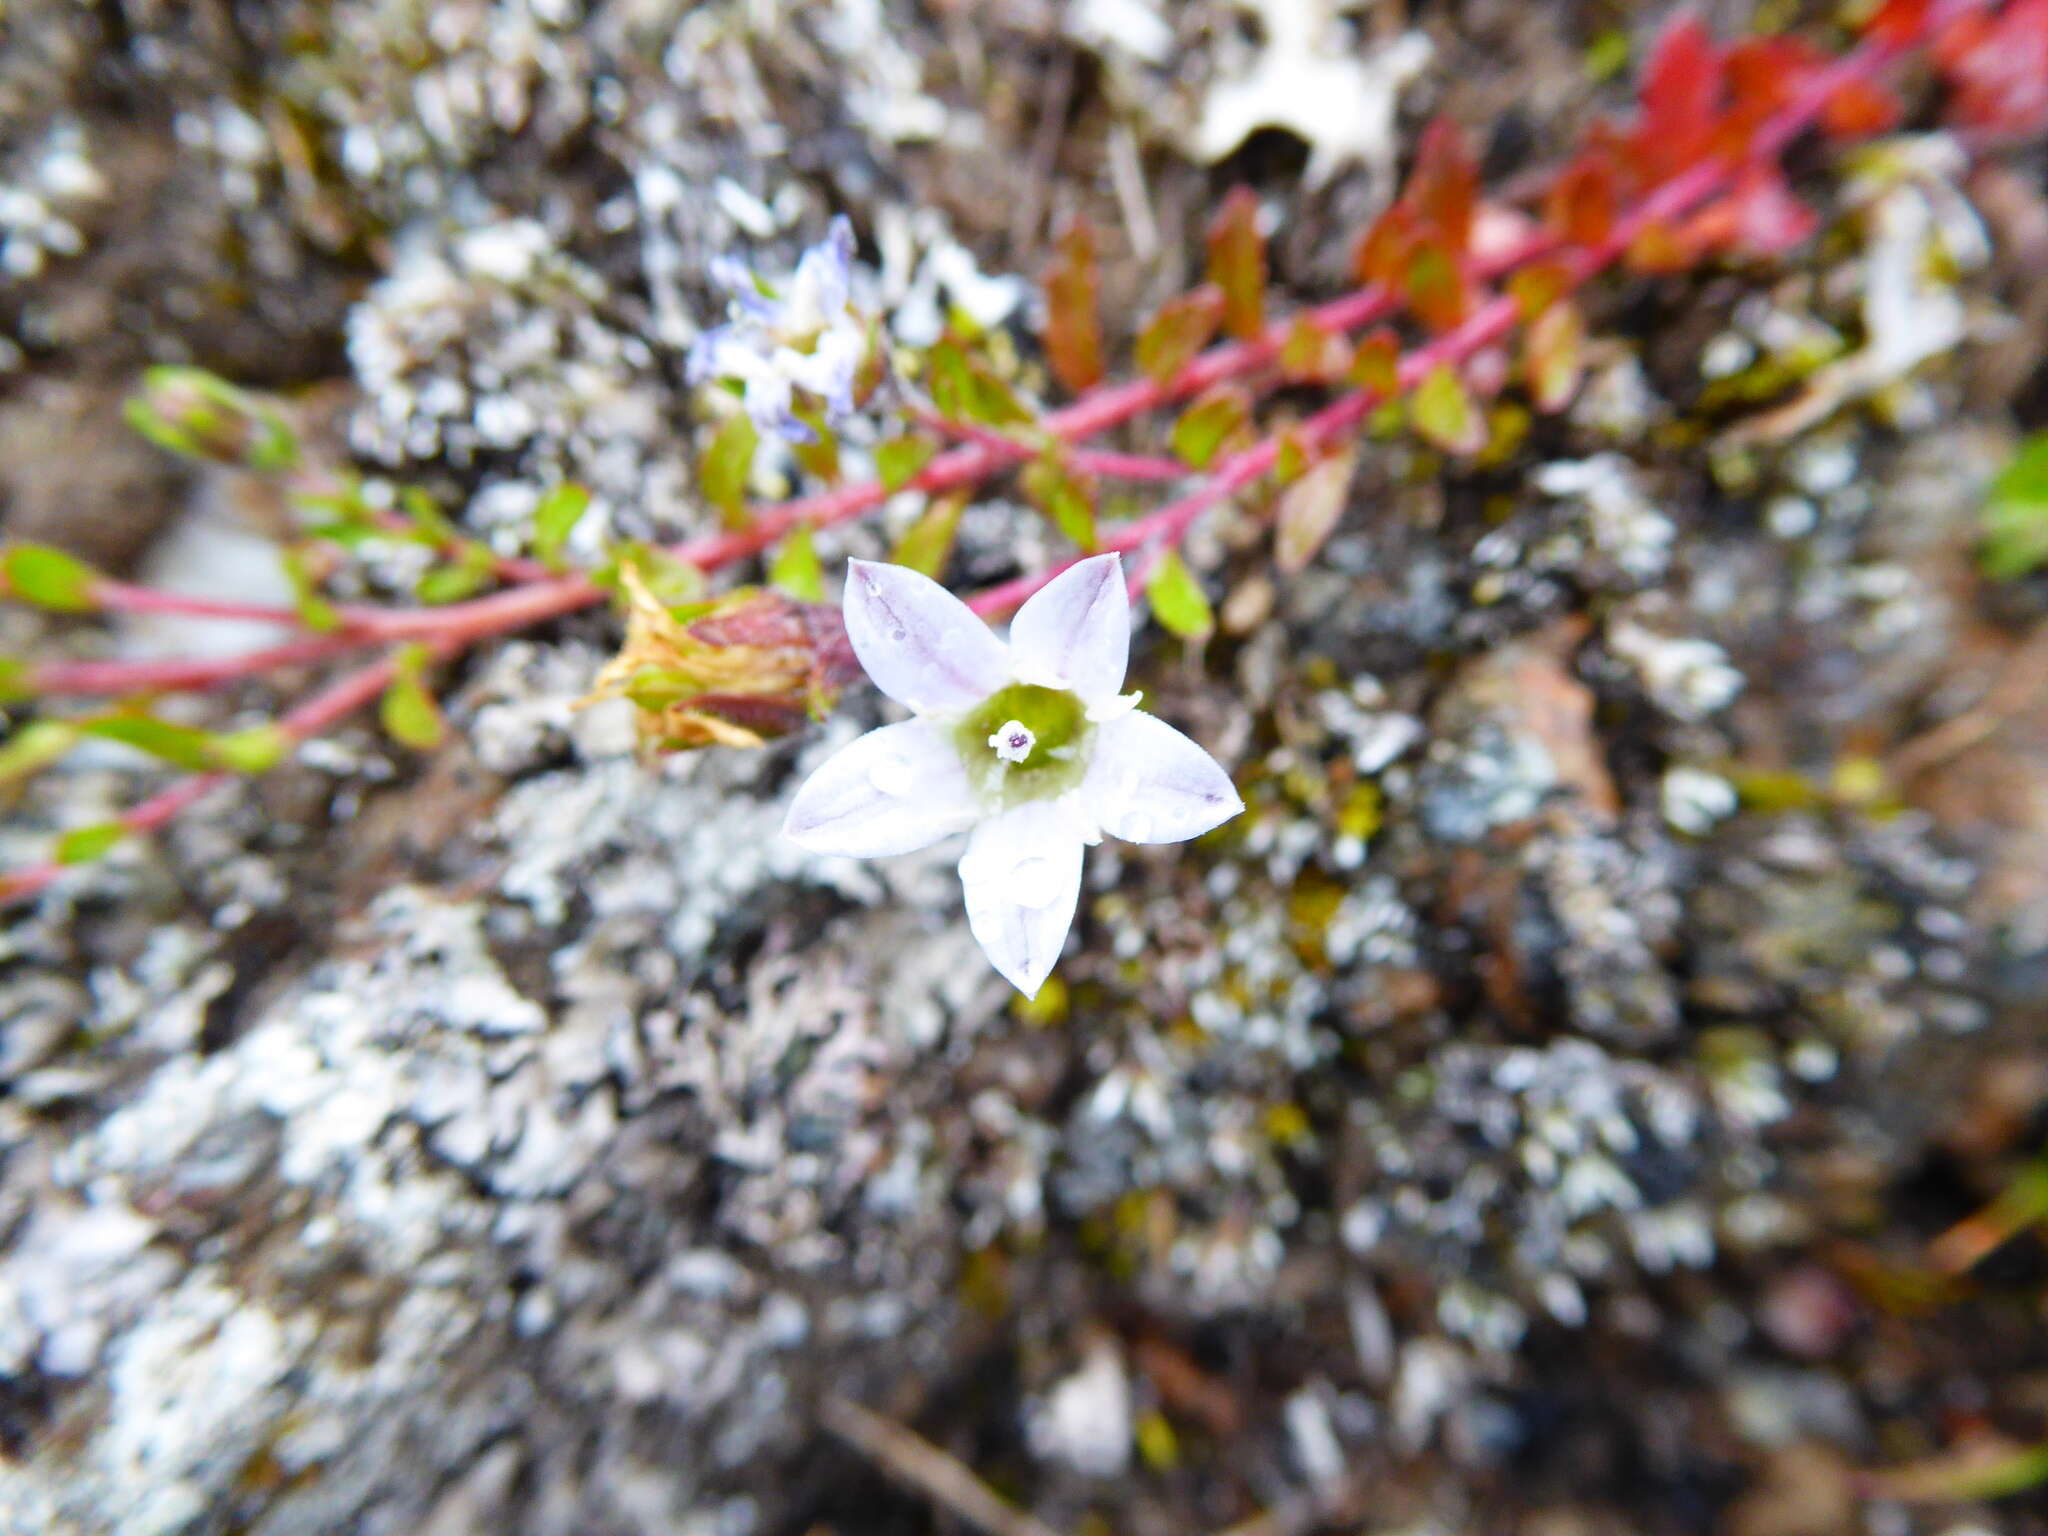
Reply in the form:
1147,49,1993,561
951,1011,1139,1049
1,0,2042,906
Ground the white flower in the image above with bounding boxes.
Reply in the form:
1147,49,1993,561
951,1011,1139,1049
783,553,1244,998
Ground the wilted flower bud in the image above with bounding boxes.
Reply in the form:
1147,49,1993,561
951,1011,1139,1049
585,562,861,749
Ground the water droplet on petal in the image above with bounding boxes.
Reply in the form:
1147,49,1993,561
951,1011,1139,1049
1009,855,1062,909
867,752,914,797
888,625,908,644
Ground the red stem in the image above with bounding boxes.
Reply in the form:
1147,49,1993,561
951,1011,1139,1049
0,645,419,904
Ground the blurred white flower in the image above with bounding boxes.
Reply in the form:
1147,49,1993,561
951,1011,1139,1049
783,554,1244,997
689,215,868,441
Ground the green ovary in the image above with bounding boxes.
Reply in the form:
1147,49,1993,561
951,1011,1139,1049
954,683,1093,808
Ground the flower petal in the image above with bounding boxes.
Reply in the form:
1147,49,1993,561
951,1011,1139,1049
843,559,1010,715
1006,553,1129,706
1082,710,1243,844
782,720,978,857
958,801,1085,998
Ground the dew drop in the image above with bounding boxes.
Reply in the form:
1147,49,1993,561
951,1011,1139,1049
1009,855,1062,909
867,753,914,796
888,625,908,643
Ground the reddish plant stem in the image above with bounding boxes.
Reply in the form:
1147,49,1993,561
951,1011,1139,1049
59,231,1563,674
0,645,422,904
970,9,1949,617
908,410,1193,484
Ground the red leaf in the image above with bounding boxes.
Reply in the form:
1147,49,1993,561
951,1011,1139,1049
1548,151,1618,248
1865,0,1931,48
1042,216,1105,395
1206,187,1267,341
1351,203,1415,289
1722,37,1820,123
1636,13,1721,176
1820,78,1903,138
1408,117,1479,258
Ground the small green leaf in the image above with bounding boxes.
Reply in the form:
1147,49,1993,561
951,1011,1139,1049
1205,187,1267,342
415,554,493,605
399,487,459,543
1584,28,1631,82
533,483,593,570
768,522,825,602
929,342,1031,428
790,406,840,484
56,822,127,865
1981,434,2048,580
1147,549,1214,641
876,435,939,493
279,547,341,632
0,720,78,786
0,656,30,705
891,491,967,578
1043,215,1106,395
1274,449,1358,574
1170,388,1251,470
209,724,291,774
79,715,219,772
380,645,446,751
700,412,760,528
1021,455,1099,550
1410,364,1487,456
1135,286,1226,386
3,544,102,612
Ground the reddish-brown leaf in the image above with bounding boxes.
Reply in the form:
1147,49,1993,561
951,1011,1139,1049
1820,77,1903,137
1547,152,1618,249
1408,117,1479,257
1280,315,1349,383
1348,330,1400,396
1507,259,1576,321
1274,448,1358,573
1351,204,1414,288
1403,239,1469,334
1135,285,1226,386
1043,216,1105,395
1206,186,1267,341
1865,0,1931,47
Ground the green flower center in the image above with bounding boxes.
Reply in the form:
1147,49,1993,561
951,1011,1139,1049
955,683,1091,808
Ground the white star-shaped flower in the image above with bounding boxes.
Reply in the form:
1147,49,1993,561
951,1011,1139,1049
783,553,1245,998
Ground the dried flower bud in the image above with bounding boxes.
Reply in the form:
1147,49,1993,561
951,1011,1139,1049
585,562,859,750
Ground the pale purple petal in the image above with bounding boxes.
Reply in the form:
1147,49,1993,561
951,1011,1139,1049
1081,710,1243,844
843,558,1010,715
789,215,855,322
958,801,1085,998
1006,553,1129,706
782,720,978,857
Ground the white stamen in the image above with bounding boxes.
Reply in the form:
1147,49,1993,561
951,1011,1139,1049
989,720,1036,764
